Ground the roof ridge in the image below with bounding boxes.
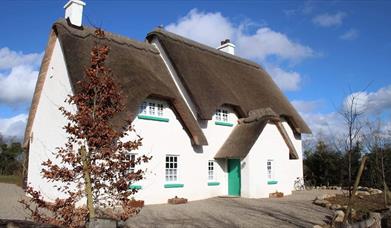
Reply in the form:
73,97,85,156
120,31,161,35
147,28,261,69
54,19,160,55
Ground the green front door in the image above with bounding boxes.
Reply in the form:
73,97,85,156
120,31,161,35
228,159,241,196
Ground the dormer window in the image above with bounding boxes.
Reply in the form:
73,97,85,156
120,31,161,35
216,109,228,122
138,100,169,122
214,108,233,127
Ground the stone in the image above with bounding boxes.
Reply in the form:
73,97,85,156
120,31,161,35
355,190,370,196
358,186,369,191
330,204,342,210
315,193,335,200
369,189,382,195
325,202,332,209
313,199,328,207
334,210,345,223
313,225,323,228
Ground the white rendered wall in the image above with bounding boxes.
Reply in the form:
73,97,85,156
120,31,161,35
241,121,303,198
27,38,76,201
130,101,238,204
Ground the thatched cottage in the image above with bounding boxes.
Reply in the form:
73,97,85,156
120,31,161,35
24,0,310,204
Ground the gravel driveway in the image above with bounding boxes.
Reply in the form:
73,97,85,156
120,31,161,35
0,183,335,227
126,190,336,228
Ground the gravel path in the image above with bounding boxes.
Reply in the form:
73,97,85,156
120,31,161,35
0,183,337,227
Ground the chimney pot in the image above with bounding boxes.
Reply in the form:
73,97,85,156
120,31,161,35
64,0,86,27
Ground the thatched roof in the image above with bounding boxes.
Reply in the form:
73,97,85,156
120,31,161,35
147,28,311,134
215,108,299,159
23,19,208,147
24,19,310,150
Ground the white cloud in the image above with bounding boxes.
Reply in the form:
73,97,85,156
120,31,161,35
165,9,315,63
0,65,39,105
312,12,346,27
340,29,359,40
299,85,391,146
302,112,343,137
236,27,314,62
165,9,234,48
0,47,42,70
0,114,27,140
266,66,301,91
291,99,344,139
345,86,391,115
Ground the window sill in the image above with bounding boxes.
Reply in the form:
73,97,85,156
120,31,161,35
267,180,278,185
215,121,233,127
138,115,169,122
129,185,142,190
208,182,220,186
164,183,184,188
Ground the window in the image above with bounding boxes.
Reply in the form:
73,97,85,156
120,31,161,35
148,102,156,116
138,100,169,122
208,160,215,181
214,108,233,127
129,154,136,173
157,104,164,117
215,109,229,122
267,159,274,180
139,101,163,116
165,155,178,182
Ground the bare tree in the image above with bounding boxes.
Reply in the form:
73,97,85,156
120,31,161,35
363,117,389,206
338,91,365,197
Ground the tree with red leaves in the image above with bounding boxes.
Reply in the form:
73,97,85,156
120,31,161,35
20,28,150,227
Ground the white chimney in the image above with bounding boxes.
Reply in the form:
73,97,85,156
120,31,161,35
64,0,86,27
217,39,235,55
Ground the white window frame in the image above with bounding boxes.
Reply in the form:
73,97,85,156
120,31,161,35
140,102,147,115
267,159,275,180
215,108,229,122
148,102,156,116
165,155,178,182
208,160,215,181
157,103,164,117
139,100,166,118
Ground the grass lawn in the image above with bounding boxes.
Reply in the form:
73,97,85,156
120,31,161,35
0,175,23,187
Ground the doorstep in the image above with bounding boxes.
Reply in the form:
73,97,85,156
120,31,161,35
218,195,240,198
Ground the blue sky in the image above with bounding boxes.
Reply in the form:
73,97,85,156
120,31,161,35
0,0,391,140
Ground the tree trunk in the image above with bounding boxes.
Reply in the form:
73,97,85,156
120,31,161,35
80,146,95,220
343,156,367,224
381,150,388,206
348,149,352,197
